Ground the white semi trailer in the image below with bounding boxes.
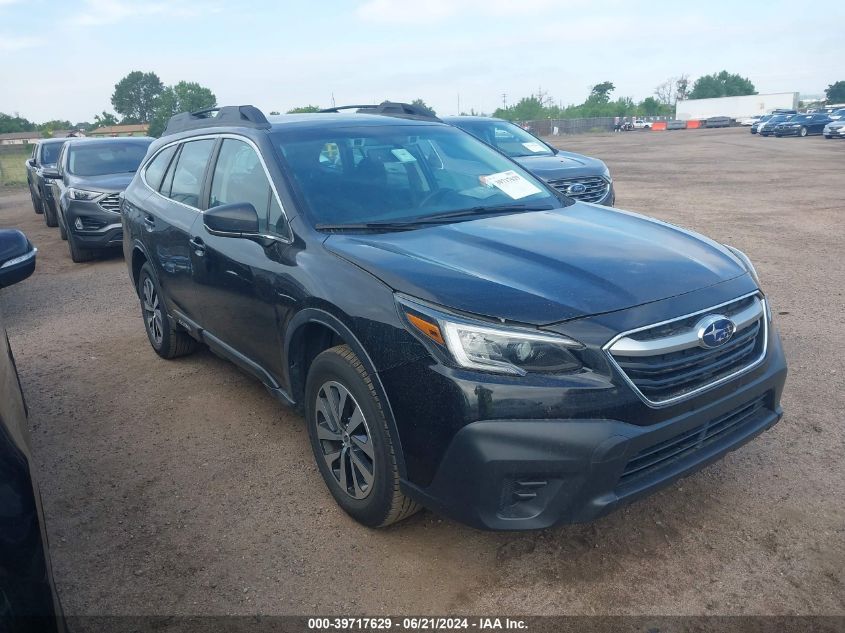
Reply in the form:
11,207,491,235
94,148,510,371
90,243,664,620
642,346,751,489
675,92,799,121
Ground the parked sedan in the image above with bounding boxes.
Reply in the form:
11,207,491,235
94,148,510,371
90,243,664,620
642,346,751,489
758,114,793,137
773,113,832,137
750,115,773,134
666,119,687,130
444,116,615,206
823,120,845,139
50,137,153,262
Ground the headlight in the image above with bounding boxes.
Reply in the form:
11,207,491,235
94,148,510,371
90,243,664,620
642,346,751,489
601,164,612,183
724,245,761,289
397,296,583,376
68,188,104,201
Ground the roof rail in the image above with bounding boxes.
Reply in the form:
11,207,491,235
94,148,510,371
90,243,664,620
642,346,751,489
162,105,271,136
318,101,440,122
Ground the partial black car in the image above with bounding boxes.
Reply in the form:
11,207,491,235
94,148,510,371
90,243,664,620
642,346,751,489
121,105,787,531
774,113,833,137
25,139,66,226
442,116,615,206
51,137,153,262
0,230,65,632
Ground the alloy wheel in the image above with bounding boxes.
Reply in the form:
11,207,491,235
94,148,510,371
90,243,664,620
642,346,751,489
314,380,375,499
142,277,164,347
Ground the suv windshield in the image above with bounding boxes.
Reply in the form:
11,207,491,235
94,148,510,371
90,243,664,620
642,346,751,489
272,125,560,227
40,142,62,166
67,141,151,177
452,120,554,158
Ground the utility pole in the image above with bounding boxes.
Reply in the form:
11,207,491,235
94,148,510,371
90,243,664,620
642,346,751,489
331,92,336,108
457,93,460,115
501,93,507,109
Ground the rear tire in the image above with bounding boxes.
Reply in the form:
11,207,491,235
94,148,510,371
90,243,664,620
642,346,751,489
800,127,808,137
137,263,198,359
67,232,95,263
306,344,420,528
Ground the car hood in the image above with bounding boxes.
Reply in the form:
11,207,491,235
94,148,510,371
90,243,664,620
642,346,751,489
324,203,748,325
513,151,607,180
67,172,134,193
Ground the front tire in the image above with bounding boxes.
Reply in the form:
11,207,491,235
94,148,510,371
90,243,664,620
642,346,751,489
137,263,197,359
30,187,43,214
43,191,58,227
67,232,95,263
306,345,420,528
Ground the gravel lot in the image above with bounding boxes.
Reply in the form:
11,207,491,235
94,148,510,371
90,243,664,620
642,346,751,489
0,127,843,617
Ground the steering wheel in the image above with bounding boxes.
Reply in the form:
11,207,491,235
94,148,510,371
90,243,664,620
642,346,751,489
417,188,452,208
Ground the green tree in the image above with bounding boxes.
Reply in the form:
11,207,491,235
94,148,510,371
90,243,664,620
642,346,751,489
639,96,662,116
688,71,756,99
93,111,119,127
588,81,615,104
148,81,217,137
493,95,544,121
286,105,321,113
410,99,436,116
825,81,845,103
0,112,36,134
111,71,164,123
37,119,73,136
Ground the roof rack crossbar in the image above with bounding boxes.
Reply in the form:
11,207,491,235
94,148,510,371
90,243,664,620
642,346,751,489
163,105,271,136
318,101,440,122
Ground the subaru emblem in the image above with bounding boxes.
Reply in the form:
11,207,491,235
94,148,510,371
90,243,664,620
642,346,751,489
697,315,736,349
567,183,587,195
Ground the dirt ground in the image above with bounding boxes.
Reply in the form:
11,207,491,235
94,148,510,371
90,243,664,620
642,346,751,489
0,127,843,616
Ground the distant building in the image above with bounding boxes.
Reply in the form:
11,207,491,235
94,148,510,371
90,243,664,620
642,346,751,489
88,123,149,137
0,131,42,146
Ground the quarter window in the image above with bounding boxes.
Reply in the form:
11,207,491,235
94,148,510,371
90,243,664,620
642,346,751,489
168,139,215,207
144,145,177,192
209,139,277,233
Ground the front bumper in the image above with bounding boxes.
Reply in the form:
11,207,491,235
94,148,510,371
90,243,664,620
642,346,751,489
64,200,123,249
397,329,787,531
824,128,845,138
774,127,800,136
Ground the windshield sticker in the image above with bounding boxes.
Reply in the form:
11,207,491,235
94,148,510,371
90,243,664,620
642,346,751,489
480,170,543,199
461,186,500,200
391,148,417,163
522,142,547,153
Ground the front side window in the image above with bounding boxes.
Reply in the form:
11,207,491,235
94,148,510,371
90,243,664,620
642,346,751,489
209,139,277,232
67,141,151,177
168,139,215,207
272,125,559,227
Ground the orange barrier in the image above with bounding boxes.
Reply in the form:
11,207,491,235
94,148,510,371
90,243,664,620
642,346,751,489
651,121,667,131
686,120,701,129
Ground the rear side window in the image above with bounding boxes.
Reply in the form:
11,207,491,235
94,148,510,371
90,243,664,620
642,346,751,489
209,139,275,232
144,145,177,191
167,139,215,207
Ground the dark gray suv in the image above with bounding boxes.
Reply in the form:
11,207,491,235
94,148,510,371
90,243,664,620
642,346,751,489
443,116,615,206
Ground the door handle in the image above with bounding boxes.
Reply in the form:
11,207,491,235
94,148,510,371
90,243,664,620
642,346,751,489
189,236,206,254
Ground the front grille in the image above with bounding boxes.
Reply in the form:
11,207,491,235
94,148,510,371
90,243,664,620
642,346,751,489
98,193,121,213
620,395,769,485
546,175,609,203
608,295,767,405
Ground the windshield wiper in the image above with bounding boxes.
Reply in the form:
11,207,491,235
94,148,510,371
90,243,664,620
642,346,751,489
316,204,555,233
414,203,554,222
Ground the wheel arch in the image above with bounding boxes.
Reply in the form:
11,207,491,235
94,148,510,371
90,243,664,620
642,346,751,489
285,307,408,478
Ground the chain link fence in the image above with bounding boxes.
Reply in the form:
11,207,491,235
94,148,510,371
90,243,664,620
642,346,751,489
520,116,672,136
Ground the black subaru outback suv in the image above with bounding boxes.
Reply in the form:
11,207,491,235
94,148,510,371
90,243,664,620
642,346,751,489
122,104,787,531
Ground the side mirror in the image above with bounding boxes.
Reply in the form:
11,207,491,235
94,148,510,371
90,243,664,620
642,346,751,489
203,202,260,236
42,167,61,179
26,159,35,168
0,230,36,289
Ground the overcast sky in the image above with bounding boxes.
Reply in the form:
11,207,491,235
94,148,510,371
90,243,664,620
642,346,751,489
1,0,842,123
